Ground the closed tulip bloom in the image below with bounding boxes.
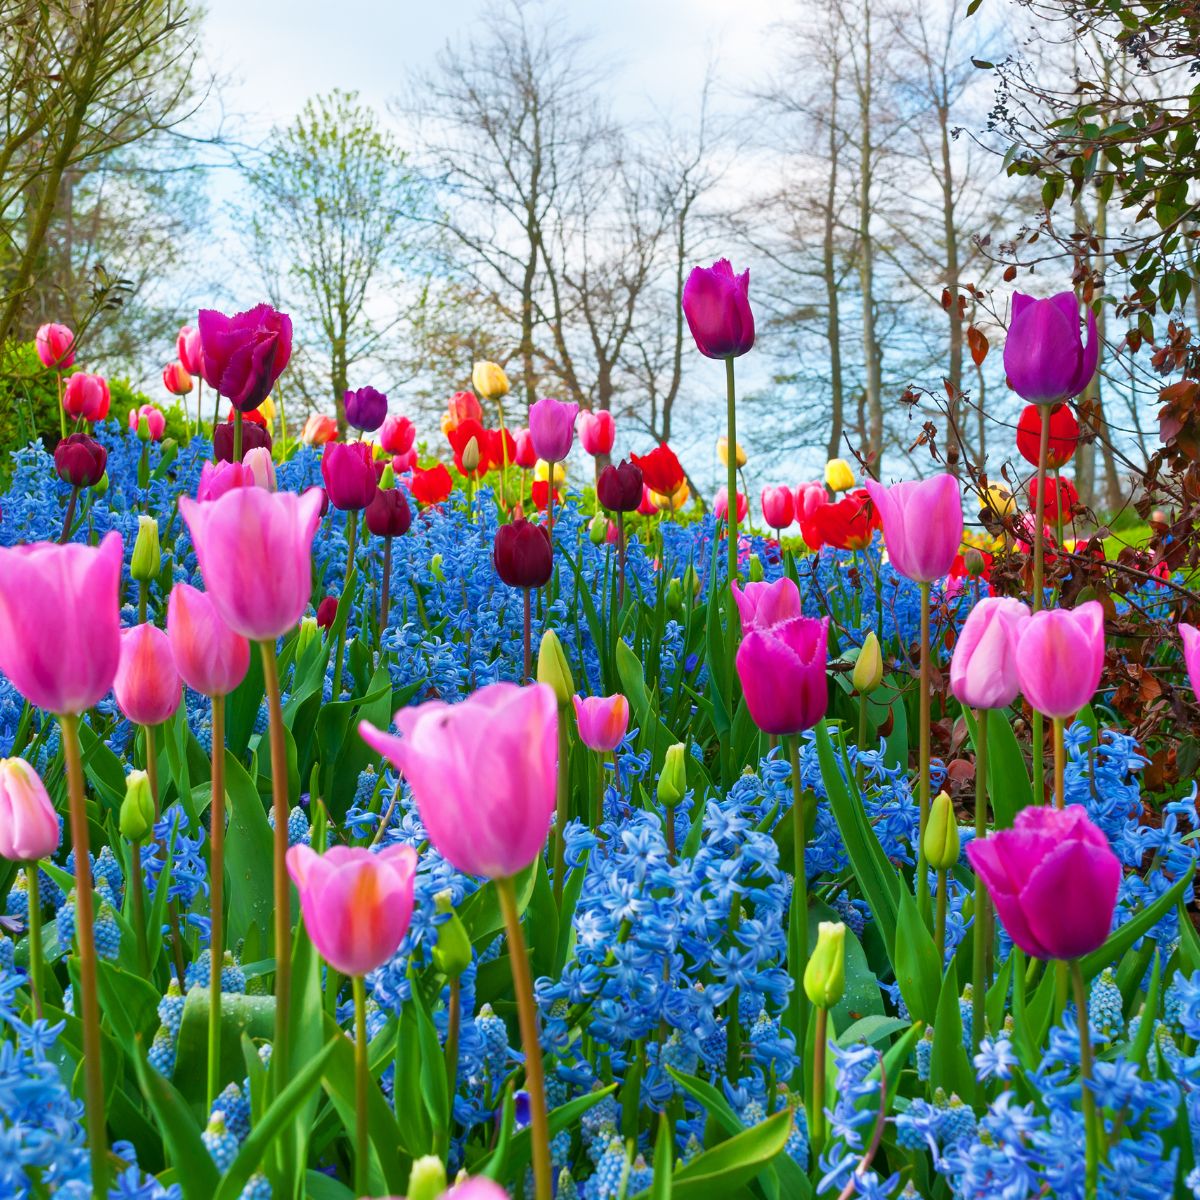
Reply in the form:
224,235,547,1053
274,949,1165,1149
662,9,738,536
359,683,558,879
392,448,418,474
302,413,338,446
162,361,193,396
631,444,685,497
597,460,643,513
179,487,325,641
36,323,75,370
286,843,418,976
242,446,276,491
966,804,1120,960
365,487,411,538
761,486,795,530
472,361,510,402
825,459,855,492
63,373,111,421
0,532,122,714
198,304,293,412
529,397,579,462
321,442,378,511
380,414,416,456
577,409,615,456
54,434,107,488
196,460,250,502
732,577,802,633
863,475,963,583
572,693,630,752
214,418,272,463
493,519,553,589
1026,475,1078,523
794,481,828,521
344,385,388,433
128,404,166,441
444,391,483,432
1016,403,1079,468
1181,623,1200,697
113,624,181,726
713,487,748,523
177,325,203,375
637,486,658,516
735,615,829,736
166,583,250,697
1004,291,1098,405
716,436,747,469
1015,602,1105,719
682,259,754,358
513,428,537,469
981,485,1016,519
316,596,338,629
0,759,60,862
950,597,1031,710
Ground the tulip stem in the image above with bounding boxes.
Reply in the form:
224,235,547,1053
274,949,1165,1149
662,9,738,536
207,694,226,1113
523,588,532,684
444,976,461,1130
724,357,740,744
332,518,357,702
233,408,243,464
129,840,150,978
259,642,292,1095
617,511,626,606
58,712,108,1200
972,707,989,1056
1052,716,1066,810
195,379,203,440
1070,958,1101,1199
212,389,221,450
553,711,569,906
916,581,933,924
786,734,810,1058
1032,408,1050,805
496,874,552,1200
56,372,66,439
352,973,370,1198
811,1006,828,1155
935,869,948,964
59,485,79,544
24,864,44,1019
547,460,556,537
379,535,393,638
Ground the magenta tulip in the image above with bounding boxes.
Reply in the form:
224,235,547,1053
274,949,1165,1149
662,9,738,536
1015,602,1105,720
177,325,203,376
949,597,1031,711
966,804,1120,960
862,474,963,583
1181,623,1200,697
1003,291,1098,406
198,304,292,412
286,843,417,976
572,693,630,752
196,460,251,502
179,487,325,641
380,414,416,456
113,624,181,727
321,441,377,512
761,486,795,530
360,682,558,879
63,373,111,422
682,259,754,359
528,397,579,463
0,532,122,714
167,584,250,697
735,615,829,736
0,759,60,862
36,323,75,371
732,577,802,633
577,409,615,456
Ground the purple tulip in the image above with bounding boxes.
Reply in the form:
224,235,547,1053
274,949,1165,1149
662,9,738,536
682,259,755,359
528,397,578,462
1181,623,1200,697
344,385,388,433
1015,602,1105,720
967,805,1120,960
735,615,829,736
863,474,963,584
198,304,293,413
1003,291,1098,406
949,597,1031,710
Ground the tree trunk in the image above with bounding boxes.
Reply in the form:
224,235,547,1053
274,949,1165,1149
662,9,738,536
824,59,845,462
939,101,962,475
857,6,883,472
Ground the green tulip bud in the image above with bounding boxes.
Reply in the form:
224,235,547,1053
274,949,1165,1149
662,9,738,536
405,1155,448,1200
379,463,396,489
748,553,764,582
803,920,846,1009
536,628,574,707
852,631,883,695
924,791,960,871
430,553,445,583
666,577,683,614
682,565,701,598
296,616,319,660
657,743,688,809
963,547,986,578
120,770,156,843
588,512,607,545
130,515,161,582
136,413,152,442
92,470,109,496
431,890,472,980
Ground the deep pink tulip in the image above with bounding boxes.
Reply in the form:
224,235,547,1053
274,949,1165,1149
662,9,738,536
177,325,203,376
513,428,537,469
198,304,292,412
732,578,802,633
735,615,829,736
528,397,578,462
794,481,828,521
681,259,754,359
166,584,250,697
966,804,1120,960
36,323,75,370
577,409,615,456
380,414,416,456
63,373,111,422
0,532,122,714
286,843,418,976
0,759,60,862
391,448,418,474
1003,291,1098,406
113,624,181,727
1015,602,1105,719
321,442,377,512
949,597,1031,711
1181,623,1200,697
761,486,795,530
179,487,325,641
128,404,166,441
863,474,963,583
572,693,630,752
162,361,193,396
713,487,748,523
360,683,558,879
196,460,250,502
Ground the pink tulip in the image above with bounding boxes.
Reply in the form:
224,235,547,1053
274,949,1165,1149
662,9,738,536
1181,623,1200,697
1015,602,1105,719
128,404,166,441
577,410,615,456
1003,291,1098,406
442,1182,509,1200
735,615,829,736
177,325,203,376
36,323,75,370
761,486,795,530
966,805,1120,960
0,759,60,862
63,373,111,422
794,481,828,521
391,448,418,474
0,532,122,714
681,260,754,359
321,441,377,511
113,624,181,727
732,578,802,633
713,487,748,523
286,843,418,977
360,683,558,879
179,487,325,641
196,460,250,502
513,428,537,469
528,397,578,463
949,597,1031,711
162,361,193,396
380,414,416,456
166,584,250,697
572,693,630,752
862,474,963,583
242,446,276,491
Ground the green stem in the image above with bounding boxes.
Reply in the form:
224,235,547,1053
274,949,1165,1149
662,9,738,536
1032,408,1049,804
523,587,532,684
58,486,79,544
724,357,740,751
233,408,243,463
379,536,393,641
935,869,948,964
207,694,226,1113
25,863,43,1019
547,460,556,536
787,734,810,1054
130,841,150,978
972,707,989,1056
1070,959,1100,1199
444,976,461,1140
916,580,932,922
138,579,148,624
1052,716,1066,810
57,372,66,439
553,710,569,906
353,974,370,1197
811,1006,828,1155
332,517,357,701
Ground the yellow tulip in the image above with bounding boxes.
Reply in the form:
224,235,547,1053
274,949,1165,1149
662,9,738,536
472,360,510,402
716,436,746,469
825,458,854,492
981,485,1015,519
534,459,567,485
254,395,276,429
651,482,690,512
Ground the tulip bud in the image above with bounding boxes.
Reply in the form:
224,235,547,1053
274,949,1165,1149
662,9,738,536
380,463,396,490
804,921,846,1009
93,471,109,496
430,890,472,980
406,1156,448,1200
461,436,481,474
537,629,575,707
120,770,156,843
296,617,320,660
666,577,683,613
924,791,960,871
852,632,883,695
963,548,986,578
588,512,607,545
430,554,445,583
682,565,701,598
136,413,152,442
748,553,764,583
131,516,161,582
472,360,510,402
825,458,855,492
658,743,688,809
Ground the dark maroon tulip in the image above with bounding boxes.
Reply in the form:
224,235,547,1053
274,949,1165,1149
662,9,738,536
344,386,388,433
316,596,338,629
213,419,273,463
365,487,411,538
198,304,293,412
493,519,553,589
597,459,643,513
317,488,330,518
54,434,107,488
321,442,377,512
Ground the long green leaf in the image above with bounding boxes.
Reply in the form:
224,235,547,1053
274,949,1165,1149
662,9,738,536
1080,866,1194,980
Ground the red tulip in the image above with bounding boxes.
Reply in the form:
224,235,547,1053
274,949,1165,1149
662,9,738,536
380,414,416,456
631,444,685,497
1016,403,1079,469
316,596,339,629
801,488,880,551
63,373,111,422
513,428,537,469
302,414,337,446
444,391,483,432
177,325,203,376
1026,475,1079,523
447,418,490,478
162,361,193,396
410,464,454,506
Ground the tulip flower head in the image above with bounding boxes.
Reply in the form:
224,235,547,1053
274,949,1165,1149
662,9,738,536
572,693,630,752
863,474,963,583
344,385,388,433
825,459,855,493
36,323,75,370
128,404,166,442
950,597,1031,711
242,446,276,492
632,444,686,498
214,418,272,464
597,460,643,513
732,577,802,633
760,486,795,531
472,361,510,402
0,759,60,862
63,373,111,422
198,304,293,412
1181,623,1200,698
493,519,553,590
321,441,378,511
410,464,454,506
1003,291,1098,406
380,414,416,456
713,487,748,523
801,488,879,552
513,428,537,469
1016,403,1079,468
366,487,412,538
529,397,579,463
577,409,615,456
1026,475,1078,524
162,361,193,397
716,436,747,468
166,583,250,697
735,614,829,736
177,325,203,376
443,391,483,433
54,434,107,488
302,413,338,446
113,624,181,727
1015,601,1105,720
682,259,754,358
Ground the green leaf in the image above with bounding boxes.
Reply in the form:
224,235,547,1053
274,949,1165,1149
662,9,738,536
173,988,275,1107
836,1015,910,1047
893,885,941,1026
459,867,535,948
930,961,974,1104
221,751,275,948
651,1113,673,1200
1080,866,1193,980
1131,951,1161,1073
963,707,1032,828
